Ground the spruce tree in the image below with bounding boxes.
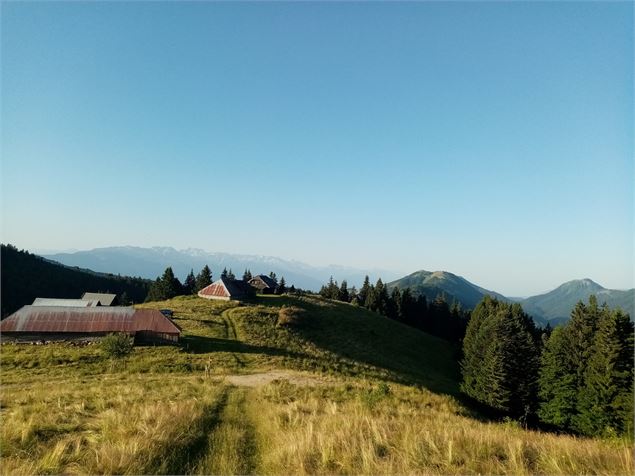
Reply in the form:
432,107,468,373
242,269,253,281
195,265,212,291
538,326,578,429
461,297,539,417
184,269,196,295
221,267,228,279
278,276,287,294
358,276,371,306
575,309,634,437
339,280,349,302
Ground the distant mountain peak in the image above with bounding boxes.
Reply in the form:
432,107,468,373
559,278,605,291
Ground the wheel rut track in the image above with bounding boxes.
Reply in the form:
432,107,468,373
221,307,247,368
188,386,258,475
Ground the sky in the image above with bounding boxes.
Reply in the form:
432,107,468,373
1,2,633,296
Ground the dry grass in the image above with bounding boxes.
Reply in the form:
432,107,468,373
1,375,227,475
1,295,633,475
253,380,634,475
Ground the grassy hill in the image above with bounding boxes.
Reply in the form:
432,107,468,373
1,295,632,474
1,244,151,317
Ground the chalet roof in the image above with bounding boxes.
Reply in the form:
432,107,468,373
252,275,278,289
198,277,253,298
0,306,180,335
81,293,118,306
33,298,100,307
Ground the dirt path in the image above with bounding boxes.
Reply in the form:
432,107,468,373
224,369,328,387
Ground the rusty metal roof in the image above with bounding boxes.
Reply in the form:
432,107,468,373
198,277,252,299
0,306,180,335
198,280,230,298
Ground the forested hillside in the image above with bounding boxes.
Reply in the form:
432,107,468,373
1,244,151,317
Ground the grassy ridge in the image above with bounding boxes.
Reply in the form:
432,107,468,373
1,295,632,474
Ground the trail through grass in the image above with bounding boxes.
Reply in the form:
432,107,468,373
192,386,257,475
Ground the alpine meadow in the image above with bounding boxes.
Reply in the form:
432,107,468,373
1,2,633,476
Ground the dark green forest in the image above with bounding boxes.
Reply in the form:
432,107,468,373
1,244,151,317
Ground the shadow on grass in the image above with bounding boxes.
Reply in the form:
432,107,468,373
181,334,308,360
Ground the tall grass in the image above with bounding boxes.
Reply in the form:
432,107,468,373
1,375,227,474
2,295,633,475
252,380,634,475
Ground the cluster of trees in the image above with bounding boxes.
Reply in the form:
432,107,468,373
146,265,214,301
1,244,151,317
461,295,634,437
146,266,292,301
320,276,469,342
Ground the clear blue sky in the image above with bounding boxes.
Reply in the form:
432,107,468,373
1,2,632,296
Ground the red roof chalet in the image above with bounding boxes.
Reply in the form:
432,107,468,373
198,277,254,301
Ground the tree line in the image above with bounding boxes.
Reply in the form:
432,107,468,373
1,244,151,317
461,295,634,438
319,275,470,343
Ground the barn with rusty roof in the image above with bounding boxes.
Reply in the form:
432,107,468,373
0,306,180,343
198,277,255,301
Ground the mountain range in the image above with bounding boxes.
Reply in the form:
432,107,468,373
43,246,400,292
41,246,633,326
387,271,634,326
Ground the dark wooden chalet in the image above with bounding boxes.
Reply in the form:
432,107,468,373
248,275,279,294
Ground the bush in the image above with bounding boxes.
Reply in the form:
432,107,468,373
101,333,134,358
277,306,305,328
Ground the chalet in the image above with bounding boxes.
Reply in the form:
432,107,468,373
248,275,279,294
32,297,101,307
0,306,180,343
81,292,119,306
198,277,255,301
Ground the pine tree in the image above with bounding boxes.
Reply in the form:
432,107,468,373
339,280,349,302
242,269,253,282
183,269,196,295
278,276,287,294
575,309,634,437
195,265,212,292
269,272,278,284
461,297,539,417
160,267,182,299
538,326,578,429
358,276,371,306
221,267,228,279
227,269,235,280
390,287,402,321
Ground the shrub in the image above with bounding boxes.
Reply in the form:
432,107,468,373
101,333,134,358
277,306,305,328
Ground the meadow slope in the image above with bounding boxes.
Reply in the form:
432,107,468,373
1,295,632,475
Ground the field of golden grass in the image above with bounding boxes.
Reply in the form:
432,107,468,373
1,295,632,474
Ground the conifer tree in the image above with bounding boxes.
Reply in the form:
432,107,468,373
575,309,634,437
269,272,277,284
538,326,578,429
221,267,228,279
358,276,371,306
227,268,235,280
183,269,196,295
461,297,539,417
278,276,286,294
339,280,349,302
195,265,212,292
242,269,252,282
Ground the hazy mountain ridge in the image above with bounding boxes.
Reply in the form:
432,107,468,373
43,246,400,291
520,278,635,325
